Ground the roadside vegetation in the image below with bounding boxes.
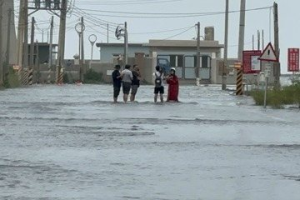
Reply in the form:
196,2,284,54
250,80,300,109
83,69,103,84
2,67,20,89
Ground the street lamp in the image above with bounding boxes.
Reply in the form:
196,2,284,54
75,22,85,81
88,34,97,69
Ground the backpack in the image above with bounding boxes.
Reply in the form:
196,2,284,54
155,72,162,88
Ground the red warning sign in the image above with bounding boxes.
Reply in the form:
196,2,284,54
242,50,262,74
288,48,299,72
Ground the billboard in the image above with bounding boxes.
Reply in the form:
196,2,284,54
288,48,299,72
243,50,262,74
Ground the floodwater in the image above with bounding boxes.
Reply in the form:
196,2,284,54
0,84,300,200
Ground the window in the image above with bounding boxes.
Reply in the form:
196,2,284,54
202,55,209,68
170,55,184,67
185,56,195,68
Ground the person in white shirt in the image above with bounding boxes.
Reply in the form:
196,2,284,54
120,65,133,103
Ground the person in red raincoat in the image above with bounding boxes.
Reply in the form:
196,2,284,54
166,67,179,102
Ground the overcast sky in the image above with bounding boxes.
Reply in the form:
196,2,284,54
15,0,298,73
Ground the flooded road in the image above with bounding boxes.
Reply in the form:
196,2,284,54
0,84,300,200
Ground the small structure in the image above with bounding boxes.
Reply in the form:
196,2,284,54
96,37,223,84
26,42,58,65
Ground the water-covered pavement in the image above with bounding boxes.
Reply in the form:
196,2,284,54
0,84,300,200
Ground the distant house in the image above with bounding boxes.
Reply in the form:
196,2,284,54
96,38,224,83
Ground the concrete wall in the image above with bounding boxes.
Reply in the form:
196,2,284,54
91,55,156,84
35,64,81,83
99,46,149,63
91,63,114,83
211,58,276,85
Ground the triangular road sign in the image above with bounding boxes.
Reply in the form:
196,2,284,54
259,42,278,62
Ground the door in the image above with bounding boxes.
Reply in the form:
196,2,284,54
199,55,211,80
184,56,196,79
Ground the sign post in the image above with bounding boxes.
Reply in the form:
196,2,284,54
259,42,279,109
263,63,271,108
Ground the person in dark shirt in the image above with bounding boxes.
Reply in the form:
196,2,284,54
112,65,122,103
130,64,141,102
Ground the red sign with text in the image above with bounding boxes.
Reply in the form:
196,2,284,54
243,50,262,74
288,48,299,72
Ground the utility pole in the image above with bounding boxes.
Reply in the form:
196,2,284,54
23,0,29,70
257,30,260,50
48,16,54,84
222,0,229,90
3,8,13,84
56,0,67,83
124,21,128,65
107,23,109,43
0,0,3,86
80,17,85,81
17,0,25,71
35,41,40,83
81,17,85,65
28,16,35,85
252,35,254,50
196,22,201,86
6,9,12,69
238,0,246,61
262,29,265,49
30,17,35,71
236,0,246,96
273,2,280,88
49,16,54,68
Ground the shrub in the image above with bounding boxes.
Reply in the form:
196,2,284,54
83,69,103,84
250,90,264,105
5,67,20,88
63,73,70,83
250,83,300,109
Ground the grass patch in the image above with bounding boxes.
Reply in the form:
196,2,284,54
83,69,103,84
250,82,300,109
3,67,20,88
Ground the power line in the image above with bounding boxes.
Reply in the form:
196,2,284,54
74,0,182,6
73,6,272,19
83,20,121,42
163,26,194,40
73,6,119,26
72,12,116,34
131,26,196,35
